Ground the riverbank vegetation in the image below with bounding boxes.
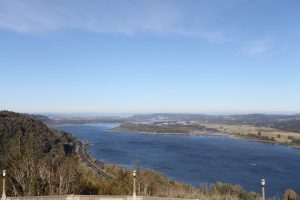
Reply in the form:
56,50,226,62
115,122,218,134
114,121,300,147
0,111,298,200
200,123,300,147
78,161,262,200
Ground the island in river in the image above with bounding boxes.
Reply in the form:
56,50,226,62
113,121,300,148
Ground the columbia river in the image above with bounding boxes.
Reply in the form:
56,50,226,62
53,123,300,196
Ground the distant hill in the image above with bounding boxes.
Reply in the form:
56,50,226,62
128,113,300,133
24,113,52,123
127,113,216,122
27,113,126,125
28,112,300,133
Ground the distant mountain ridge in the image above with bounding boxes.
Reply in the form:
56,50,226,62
129,113,300,123
26,112,300,133
128,113,300,133
24,113,52,123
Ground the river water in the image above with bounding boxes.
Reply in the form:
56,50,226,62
52,123,300,196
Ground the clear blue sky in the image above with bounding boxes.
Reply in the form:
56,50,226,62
0,0,300,114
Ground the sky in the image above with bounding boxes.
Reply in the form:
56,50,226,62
0,0,300,114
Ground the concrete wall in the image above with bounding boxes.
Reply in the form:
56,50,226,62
7,195,196,200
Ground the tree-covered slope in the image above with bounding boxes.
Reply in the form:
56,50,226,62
0,111,80,196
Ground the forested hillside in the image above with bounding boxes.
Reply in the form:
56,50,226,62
0,111,80,196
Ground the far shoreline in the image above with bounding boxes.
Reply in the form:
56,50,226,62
49,122,300,149
111,126,300,149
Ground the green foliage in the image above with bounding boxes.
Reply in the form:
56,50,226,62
118,122,212,134
258,131,262,136
246,133,275,142
0,111,80,196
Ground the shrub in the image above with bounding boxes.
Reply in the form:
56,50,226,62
283,189,297,200
292,138,300,144
288,136,294,140
258,131,262,136
210,182,257,200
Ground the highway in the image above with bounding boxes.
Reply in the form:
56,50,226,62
77,142,115,180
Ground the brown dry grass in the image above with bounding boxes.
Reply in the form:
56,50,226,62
198,123,300,146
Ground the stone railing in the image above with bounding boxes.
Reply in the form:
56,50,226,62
7,195,196,200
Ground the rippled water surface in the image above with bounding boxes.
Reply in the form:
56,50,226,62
53,123,300,196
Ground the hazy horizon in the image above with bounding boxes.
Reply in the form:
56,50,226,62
20,111,300,117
